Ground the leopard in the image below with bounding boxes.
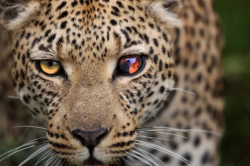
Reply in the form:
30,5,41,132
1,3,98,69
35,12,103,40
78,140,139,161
0,0,224,165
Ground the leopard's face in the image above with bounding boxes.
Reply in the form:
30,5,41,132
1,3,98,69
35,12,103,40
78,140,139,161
2,0,181,165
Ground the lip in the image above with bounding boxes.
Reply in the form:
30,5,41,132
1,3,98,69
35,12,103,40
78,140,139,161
83,157,103,166
82,157,126,166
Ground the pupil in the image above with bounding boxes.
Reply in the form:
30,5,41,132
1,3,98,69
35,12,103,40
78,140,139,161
48,61,54,66
119,56,142,75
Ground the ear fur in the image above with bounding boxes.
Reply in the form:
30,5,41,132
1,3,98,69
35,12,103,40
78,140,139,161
0,0,38,31
148,0,183,28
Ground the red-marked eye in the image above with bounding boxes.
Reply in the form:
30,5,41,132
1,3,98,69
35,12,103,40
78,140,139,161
119,55,144,76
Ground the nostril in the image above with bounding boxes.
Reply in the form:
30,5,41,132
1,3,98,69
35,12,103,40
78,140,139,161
96,130,108,145
71,128,109,148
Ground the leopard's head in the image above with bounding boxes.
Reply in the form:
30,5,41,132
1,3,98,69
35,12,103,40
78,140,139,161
0,0,182,165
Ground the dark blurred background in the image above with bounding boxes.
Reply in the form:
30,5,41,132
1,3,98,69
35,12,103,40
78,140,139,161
0,0,250,166
214,0,250,165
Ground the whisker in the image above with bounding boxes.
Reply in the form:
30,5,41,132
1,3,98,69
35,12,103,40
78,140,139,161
35,150,53,166
43,153,57,166
55,158,62,166
126,153,141,166
128,152,146,166
137,135,166,147
121,158,130,166
153,114,162,126
18,119,35,143
13,126,47,130
18,145,49,166
134,146,167,166
8,96,20,99
0,136,47,161
121,154,132,166
169,88,195,95
138,130,187,139
0,145,35,162
137,126,222,136
136,140,192,166
137,135,171,142
132,148,159,166
49,155,60,166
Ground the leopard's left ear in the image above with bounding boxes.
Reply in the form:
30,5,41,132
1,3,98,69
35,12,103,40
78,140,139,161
0,0,39,31
147,0,183,27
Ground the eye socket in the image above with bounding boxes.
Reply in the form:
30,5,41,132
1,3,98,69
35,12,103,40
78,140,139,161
38,60,62,76
118,55,145,76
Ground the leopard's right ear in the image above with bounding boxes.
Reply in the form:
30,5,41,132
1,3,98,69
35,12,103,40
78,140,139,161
0,0,39,31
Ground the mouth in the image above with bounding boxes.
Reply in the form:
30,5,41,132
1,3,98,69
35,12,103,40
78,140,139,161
83,157,103,166
83,157,126,166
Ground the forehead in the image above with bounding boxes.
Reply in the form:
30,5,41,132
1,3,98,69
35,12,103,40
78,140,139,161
18,0,168,60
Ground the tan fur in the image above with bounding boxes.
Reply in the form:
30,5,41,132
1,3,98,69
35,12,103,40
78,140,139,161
0,0,224,165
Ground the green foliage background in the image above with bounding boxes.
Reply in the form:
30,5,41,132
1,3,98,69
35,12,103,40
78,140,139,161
214,0,250,165
0,0,250,165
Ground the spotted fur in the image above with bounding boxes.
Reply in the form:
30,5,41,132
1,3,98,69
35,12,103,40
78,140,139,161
0,0,224,165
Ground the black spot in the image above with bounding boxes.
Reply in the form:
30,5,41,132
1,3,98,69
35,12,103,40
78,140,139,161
186,41,193,51
144,34,149,44
203,53,207,62
123,132,128,137
159,60,162,71
162,46,166,54
192,61,198,69
169,141,178,150
128,6,135,12
183,59,189,67
168,71,172,78
58,11,68,19
26,33,31,39
162,74,166,81
165,63,169,69
159,86,165,94
194,108,202,117
148,23,154,29
153,38,159,47
56,1,67,11
22,54,25,65
110,19,117,26
116,1,123,8
196,73,202,82
154,55,158,64
45,30,51,37
161,155,171,163
201,151,211,164
163,33,168,42
193,135,201,147
146,92,154,98
139,17,145,22
120,29,130,43
23,95,29,104
47,34,56,43
181,96,187,103
71,0,78,7
55,133,60,139
61,21,67,29
149,47,154,54
112,6,120,13
180,153,192,166
200,29,205,37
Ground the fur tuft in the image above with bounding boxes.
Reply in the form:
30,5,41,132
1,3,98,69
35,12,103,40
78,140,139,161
0,0,38,30
148,0,183,28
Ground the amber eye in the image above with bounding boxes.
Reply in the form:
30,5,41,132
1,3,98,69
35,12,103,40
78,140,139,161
39,60,62,75
118,55,145,76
